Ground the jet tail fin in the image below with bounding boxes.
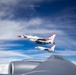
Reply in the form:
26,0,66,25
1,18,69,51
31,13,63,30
48,45,55,52
48,34,56,43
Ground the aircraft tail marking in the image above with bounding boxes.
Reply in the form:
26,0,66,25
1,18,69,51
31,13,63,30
49,45,55,52
48,34,56,43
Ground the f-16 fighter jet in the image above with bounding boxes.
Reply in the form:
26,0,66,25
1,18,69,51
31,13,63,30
35,45,55,52
18,34,56,44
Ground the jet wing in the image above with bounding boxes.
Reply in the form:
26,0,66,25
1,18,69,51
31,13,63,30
0,55,76,75
0,74,20,75
25,55,76,75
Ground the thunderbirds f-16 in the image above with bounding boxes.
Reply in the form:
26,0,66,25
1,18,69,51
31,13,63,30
18,34,56,44
35,45,55,52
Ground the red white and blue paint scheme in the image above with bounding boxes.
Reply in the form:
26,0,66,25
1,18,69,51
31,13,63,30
35,45,55,52
18,34,56,44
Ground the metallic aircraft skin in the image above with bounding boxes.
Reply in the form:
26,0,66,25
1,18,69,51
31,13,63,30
0,55,76,75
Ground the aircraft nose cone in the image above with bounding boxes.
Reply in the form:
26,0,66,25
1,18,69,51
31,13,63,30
18,35,22,38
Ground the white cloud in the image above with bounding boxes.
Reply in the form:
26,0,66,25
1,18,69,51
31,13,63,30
30,50,76,59
0,64,9,74
0,50,31,57
0,43,23,47
0,0,75,66
0,18,64,39
0,0,42,18
72,61,76,65
0,20,23,39
0,0,55,19
0,17,75,49
56,51,76,56
0,50,76,64
0,0,17,4
0,50,32,64
0,40,24,50
0,0,17,18
0,58,22,64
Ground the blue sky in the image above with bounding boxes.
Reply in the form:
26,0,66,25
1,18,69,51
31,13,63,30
0,0,76,64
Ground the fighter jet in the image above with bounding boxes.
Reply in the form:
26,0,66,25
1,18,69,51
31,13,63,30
35,45,55,52
18,34,56,44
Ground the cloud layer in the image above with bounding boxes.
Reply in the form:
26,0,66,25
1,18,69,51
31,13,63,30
0,50,31,64
0,0,76,64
